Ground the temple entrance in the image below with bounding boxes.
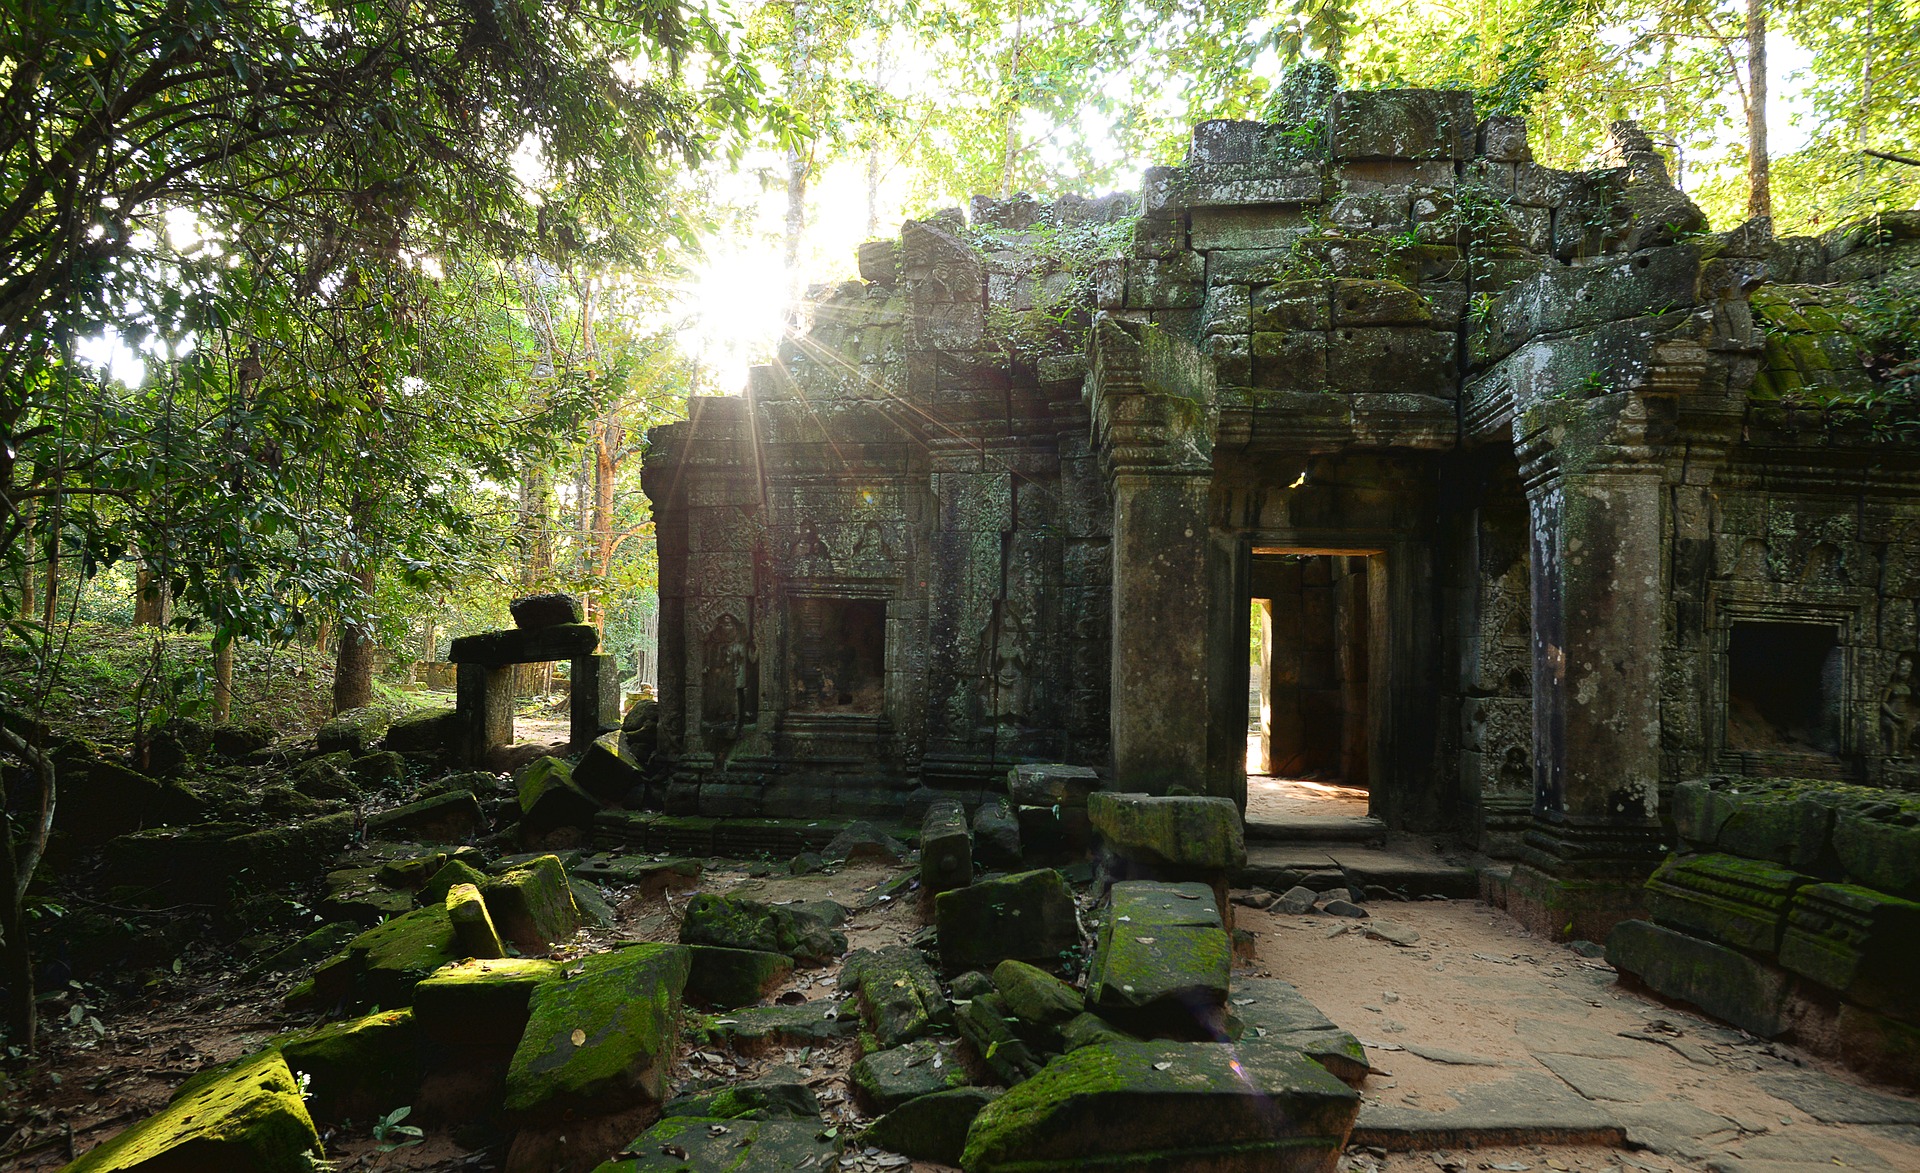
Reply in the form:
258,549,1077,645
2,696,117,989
1247,550,1380,819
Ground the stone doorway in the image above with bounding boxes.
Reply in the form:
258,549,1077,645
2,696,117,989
1247,549,1380,820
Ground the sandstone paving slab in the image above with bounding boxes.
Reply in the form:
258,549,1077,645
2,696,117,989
1514,1016,1644,1059
1755,1070,1920,1125
1534,1051,1657,1102
1350,1071,1624,1150
1400,1042,1515,1067
1610,1101,1742,1161
1712,1129,1896,1169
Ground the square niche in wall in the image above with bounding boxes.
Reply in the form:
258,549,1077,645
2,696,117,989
790,597,887,714
1726,619,1845,756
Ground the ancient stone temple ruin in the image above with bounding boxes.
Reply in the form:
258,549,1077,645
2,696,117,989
643,71,1920,947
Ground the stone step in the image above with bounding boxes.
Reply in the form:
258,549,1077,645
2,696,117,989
1350,1071,1626,1150
1243,814,1387,844
1236,844,1480,899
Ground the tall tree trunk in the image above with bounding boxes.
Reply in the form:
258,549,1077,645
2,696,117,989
332,561,379,714
133,563,169,626
518,464,553,590
16,496,34,620
1745,0,1771,219
784,150,809,310
0,721,54,1052
211,636,233,722
591,420,620,630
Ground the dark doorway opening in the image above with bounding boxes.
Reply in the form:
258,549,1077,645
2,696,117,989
1726,620,1843,756
790,597,887,714
1248,551,1376,816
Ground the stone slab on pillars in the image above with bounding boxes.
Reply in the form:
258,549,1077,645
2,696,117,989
449,623,600,665
1110,474,1214,793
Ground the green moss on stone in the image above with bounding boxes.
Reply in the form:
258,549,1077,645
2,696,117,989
503,942,690,1118
68,1050,321,1172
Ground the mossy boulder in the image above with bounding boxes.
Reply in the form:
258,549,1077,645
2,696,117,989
321,866,415,924
413,957,563,1046
842,946,947,1048
446,882,506,959
258,923,358,975
958,1040,1361,1173
293,905,463,1012
954,993,1044,1084
865,1087,1000,1165
934,870,1079,974
850,1038,971,1112
66,1050,321,1172
418,857,491,906
349,751,407,793
290,752,358,800
367,790,486,842
481,854,581,954
279,1009,419,1123
382,708,458,755
1087,792,1246,872
589,1115,839,1173
679,893,848,964
1060,1012,1132,1052
684,945,794,1010
56,759,205,846
692,1003,858,1053
662,1066,819,1121
1225,977,1367,1084
503,942,691,1120
316,706,391,756
209,722,275,759
516,756,601,842
992,960,1082,1030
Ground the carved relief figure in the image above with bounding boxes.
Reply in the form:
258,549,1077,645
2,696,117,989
978,602,1032,725
702,614,753,732
1881,653,1920,756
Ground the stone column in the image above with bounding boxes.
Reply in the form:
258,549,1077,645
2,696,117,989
454,662,513,767
570,654,620,749
1110,472,1217,792
1509,398,1669,940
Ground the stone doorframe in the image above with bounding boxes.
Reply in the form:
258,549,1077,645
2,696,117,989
447,623,621,766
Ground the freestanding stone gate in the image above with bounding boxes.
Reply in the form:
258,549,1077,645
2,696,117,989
448,620,620,766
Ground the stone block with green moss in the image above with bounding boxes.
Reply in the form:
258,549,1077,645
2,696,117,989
290,904,464,1012
841,945,947,1048
1224,977,1367,1085
683,945,793,1010
865,1087,1000,1165
413,957,562,1046
690,1003,857,1053
679,892,846,964
366,789,486,842
517,756,601,840
66,1050,322,1172
1086,882,1230,1038
504,942,690,1119
850,1038,971,1112
661,1065,819,1121
934,869,1079,974
1607,918,1792,1038
958,1039,1360,1173
1779,882,1920,1017
446,882,505,959
588,1114,839,1173
481,854,581,954
1087,793,1245,872
418,857,490,907
279,1009,419,1123
1644,853,1806,955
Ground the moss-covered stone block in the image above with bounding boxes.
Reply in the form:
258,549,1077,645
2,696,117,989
841,945,947,1048
684,945,793,1010
1225,977,1367,1085
446,882,505,959
992,960,1083,1032
959,1040,1361,1173
691,1003,857,1053
588,1115,840,1173
67,1050,321,1172
1087,793,1245,872
1644,853,1806,955
1832,806,1920,901
413,956,563,1046
865,1087,1000,1165
503,942,690,1119
662,1066,820,1121
572,730,643,804
679,892,847,964
317,707,391,756
1779,882,1920,1020
850,1038,971,1112
934,870,1079,974
517,756,601,841
954,992,1044,1084
1607,918,1791,1038
418,857,490,906
1086,882,1230,1038
279,1009,419,1123
481,854,581,954
322,866,414,924
296,904,464,1012
366,790,486,842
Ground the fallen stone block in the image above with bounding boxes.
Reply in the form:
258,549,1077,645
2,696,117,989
1008,763,1101,809
1061,1011,1134,1051
350,750,407,792
290,904,465,1012
504,942,690,1119
510,592,584,630
823,820,907,864
934,869,1079,974
481,854,582,954
446,882,506,959
973,798,1024,870
1087,881,1230,1038
850,1038,971,1112
992,959,1083,1033
1088,791,1247,872
572,731,644,804
382,707,458,755
921,800,973,894
322,865,414,923
1275,885,1318,914
683,945,793,1010
663,1065,820,1121
418,857,490,906
1778,881,1920,1018
571,854,703,895
679,892,847,964
865,1087,1000,1165
367,790,486,842
1832,803,1920,901
279,1008,420,1123
516,756,602,842
67,1050,321,1172
317,706,391,756
413,957,563,1047
960,1039,1361,1173
592,1115,840,1173
1607,918,1792,1038
955,991,1046,1083
1645,852,1805,954
842,945,947,1047
1228,977,1368,1084
695,1002,857,1053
